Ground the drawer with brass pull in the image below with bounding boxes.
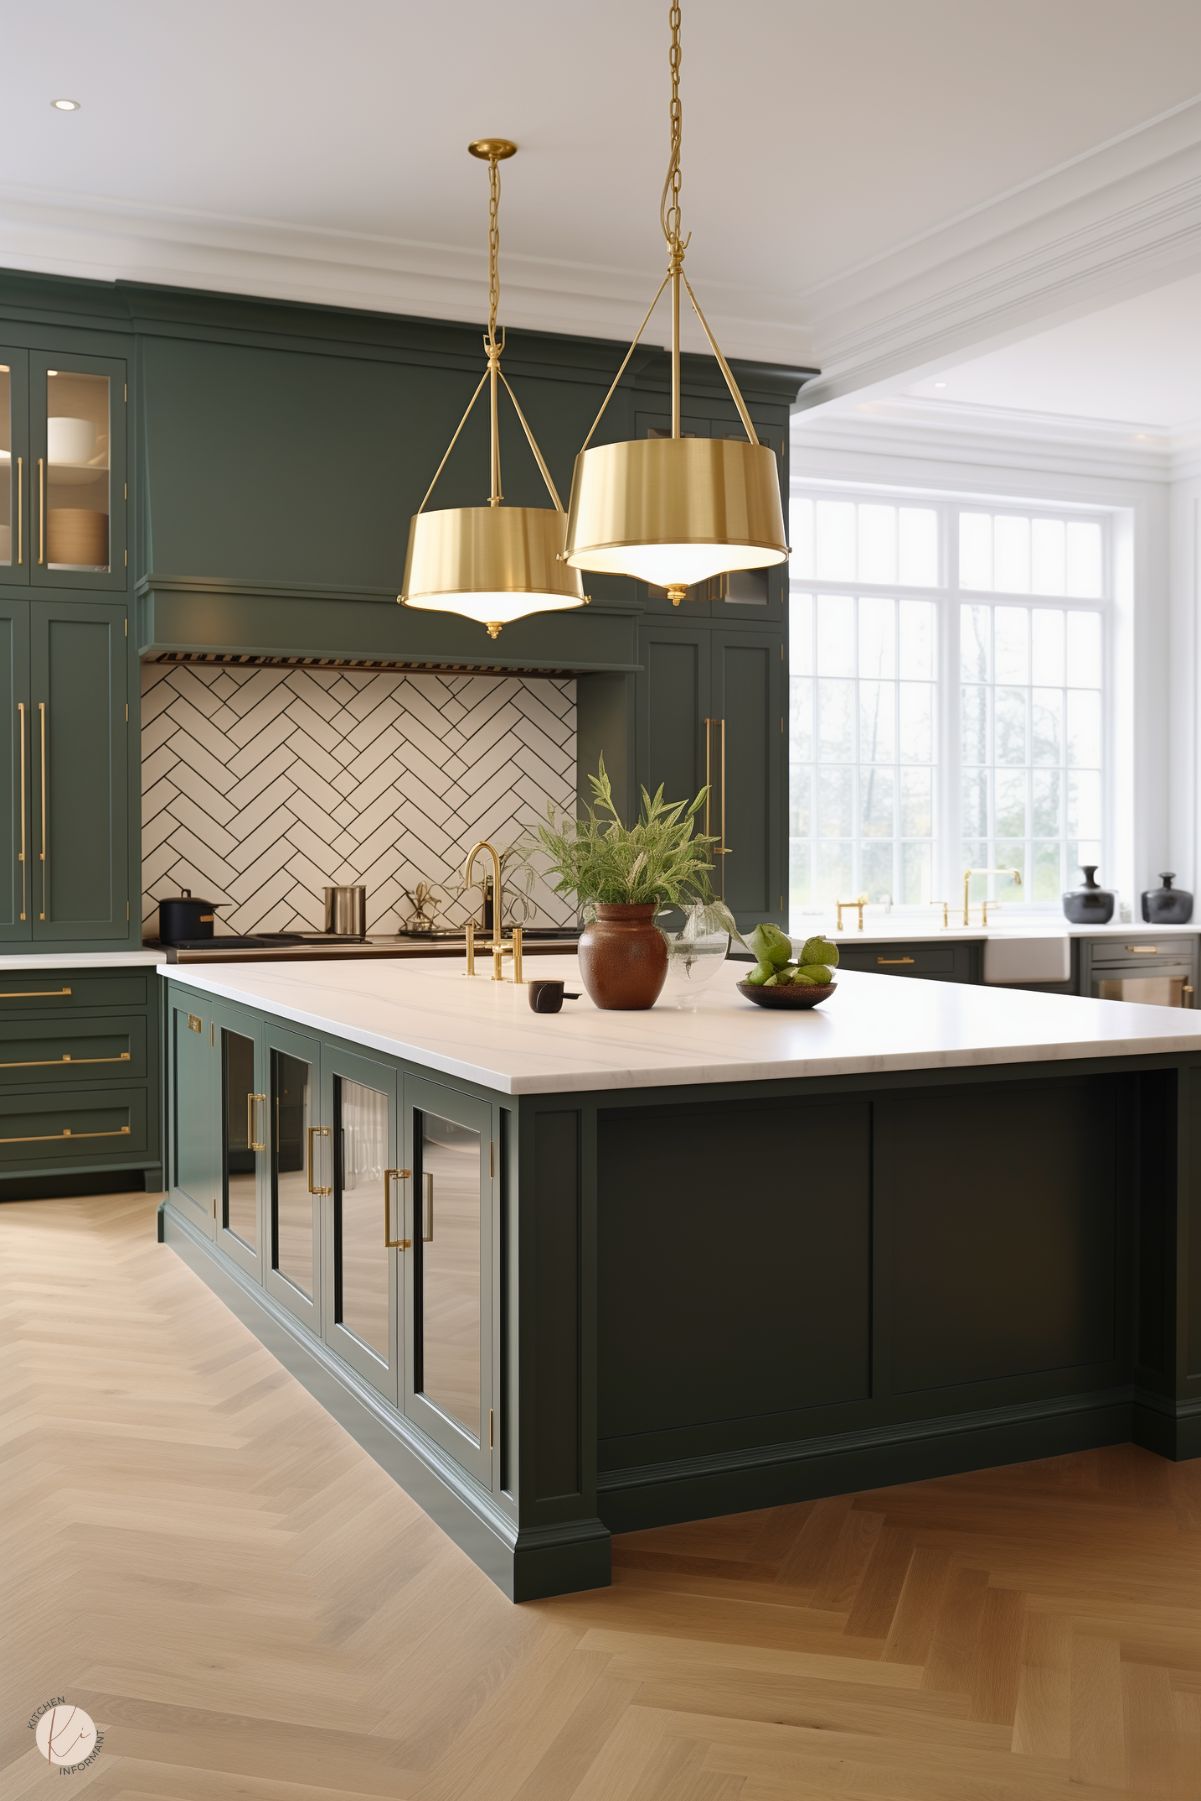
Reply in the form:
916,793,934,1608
0,969,151,1012
1088,937,1199,970
0,1014,147,1085
0,1084,149,1164
835,943,973,981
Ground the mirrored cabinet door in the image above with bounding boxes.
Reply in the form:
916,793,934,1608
29,353,126,589
403,1076,493,1483
264,1024,321,1330
0,353,28,584
321,1046,400,1404
216,1014,264,1280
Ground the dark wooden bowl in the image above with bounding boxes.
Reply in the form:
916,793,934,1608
736,979,837,1009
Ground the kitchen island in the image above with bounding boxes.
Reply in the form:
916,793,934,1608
158,956,1201,1598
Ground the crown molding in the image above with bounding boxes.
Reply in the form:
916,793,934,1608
796,96,1201,409
0,182,818,367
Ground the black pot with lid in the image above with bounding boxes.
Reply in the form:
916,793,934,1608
158,888,221,944
1141,872,1194,925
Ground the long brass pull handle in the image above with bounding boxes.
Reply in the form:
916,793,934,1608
0,1051,130,1069
703,717,713,838
37,456,44,565
0,985,71,998
719,716,728,888
384,1166,411,1249
0,1124,130,1145
16,700,26,922
1125,945,1160,954
15,454,22,564
246,1090,266,1153
306,1123,331,1196
877,955,916,966
422,1171,434,1242
37,701,46,921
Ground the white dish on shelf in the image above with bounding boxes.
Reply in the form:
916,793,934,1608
47,416,96,465
46,460,108,488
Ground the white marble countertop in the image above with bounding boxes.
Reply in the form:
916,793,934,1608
807,921,1200,947
0,949,165,972
159,954,1201,1096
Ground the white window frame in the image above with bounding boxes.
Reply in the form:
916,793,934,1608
788,483,1115,921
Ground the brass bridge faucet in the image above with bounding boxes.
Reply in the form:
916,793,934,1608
836,894,868,931
463,839,523,982
962,866,1022,927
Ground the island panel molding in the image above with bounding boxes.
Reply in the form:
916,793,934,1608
141,663,577,936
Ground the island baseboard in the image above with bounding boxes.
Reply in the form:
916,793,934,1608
159,1203,612,1602
596,1388,1139,1533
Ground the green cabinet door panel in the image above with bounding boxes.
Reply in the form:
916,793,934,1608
320,1040,401,1405
168,993,218,1239
212,999,265,1281
263,1018,322,1333
0,349,30,589
711,629,786,923
0,600,31,940
402,1073,495,1485
29,602,128,941
635,622,710,812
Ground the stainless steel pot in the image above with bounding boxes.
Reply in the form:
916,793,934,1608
323,884,367,937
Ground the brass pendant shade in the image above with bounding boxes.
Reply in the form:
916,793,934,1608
398,140,584,639
402,504,582,639
565,437,786,601
563,0,788,606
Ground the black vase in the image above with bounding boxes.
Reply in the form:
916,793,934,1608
1062,865,1115,925
1141,872,1193,925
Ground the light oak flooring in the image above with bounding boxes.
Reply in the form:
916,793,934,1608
2,1191,1199,1800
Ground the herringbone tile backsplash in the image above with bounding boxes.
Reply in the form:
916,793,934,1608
141,664,578,936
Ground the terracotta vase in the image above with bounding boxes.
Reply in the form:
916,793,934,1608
577,903,668,1010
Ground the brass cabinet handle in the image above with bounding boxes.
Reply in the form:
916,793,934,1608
384,1166,411,1249
37,456,44,565
421,1171,434,1242
0,1124,130,1145
0,985,71,998
877,955,916,966
703,717,713,838
719,715,728,889
187,1013,203,1033
246,1090,266,1153
37,701,46,921
1125,945,1159,954
15,454,22,565
16,701,26,922
0,1051,130,1069
306,1123,331,1196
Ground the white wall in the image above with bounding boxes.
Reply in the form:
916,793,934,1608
790,413,1178,912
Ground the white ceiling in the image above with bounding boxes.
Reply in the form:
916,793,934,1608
899,268,1201,431
2,0,1201,368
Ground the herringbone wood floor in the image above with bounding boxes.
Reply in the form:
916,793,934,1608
2,1192,1199,1800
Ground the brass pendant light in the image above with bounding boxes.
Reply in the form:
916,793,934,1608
399,139,585,639
563,1,788,606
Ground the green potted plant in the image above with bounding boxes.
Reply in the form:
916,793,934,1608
531,757,719,1009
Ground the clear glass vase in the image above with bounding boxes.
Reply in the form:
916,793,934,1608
656,901,731,1007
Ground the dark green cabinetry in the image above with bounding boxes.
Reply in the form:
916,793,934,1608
634,621,787,923
0,598,129,946
164,985,497,1491
835,940,982,982
0,965,159,1192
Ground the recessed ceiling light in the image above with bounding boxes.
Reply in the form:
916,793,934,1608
50,97,80,111
933,380,948,390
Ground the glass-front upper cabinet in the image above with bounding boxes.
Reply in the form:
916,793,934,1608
0,349,126,591
402,1076,494,1483
264,1024,321,1332
30,354,126,588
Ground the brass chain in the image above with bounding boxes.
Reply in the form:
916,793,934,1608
659,0,687,266
485,153,503,355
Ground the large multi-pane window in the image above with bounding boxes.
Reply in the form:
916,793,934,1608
789,492,1109,922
